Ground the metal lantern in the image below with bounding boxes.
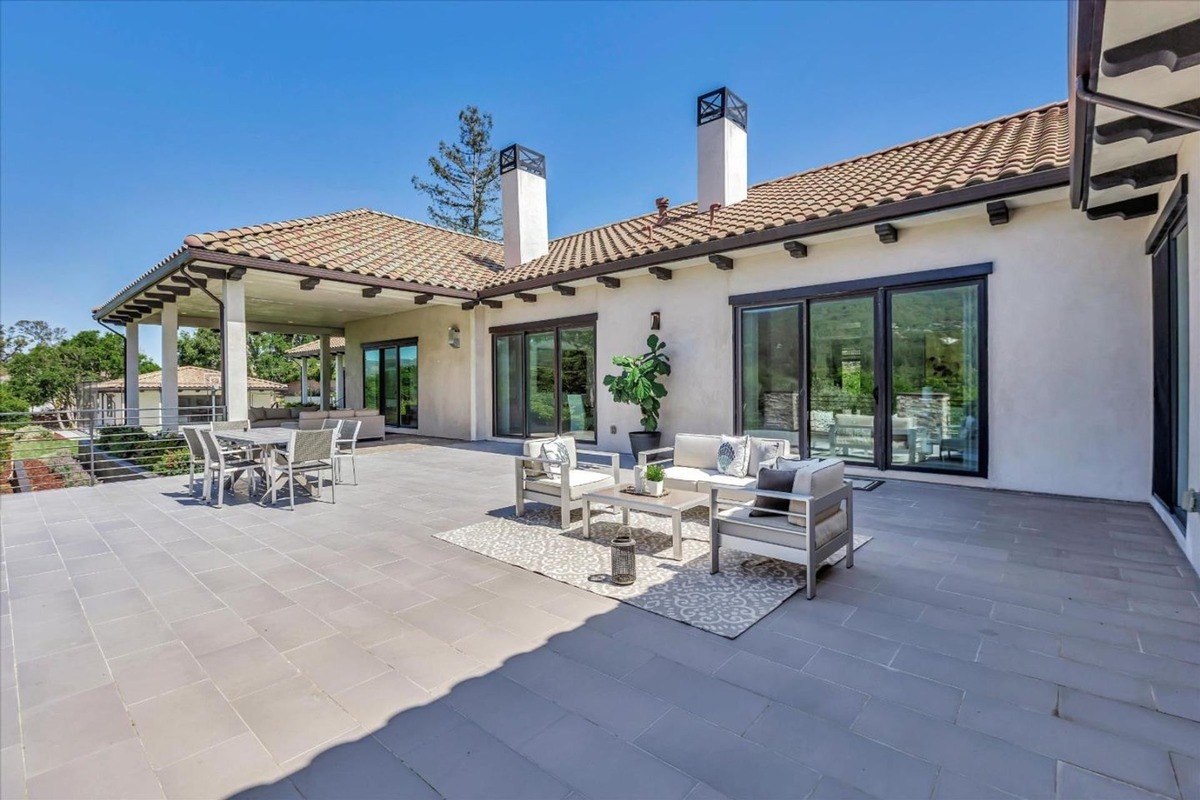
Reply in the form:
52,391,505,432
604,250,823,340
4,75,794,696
611,527,637,586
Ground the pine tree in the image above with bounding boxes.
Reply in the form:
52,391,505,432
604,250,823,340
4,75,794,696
411,106,501,239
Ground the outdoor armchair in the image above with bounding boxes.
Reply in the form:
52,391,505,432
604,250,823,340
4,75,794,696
514,437,620,528
709,469,853,600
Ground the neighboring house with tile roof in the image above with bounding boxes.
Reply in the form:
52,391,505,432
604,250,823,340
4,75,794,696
91,0,1200,576
85,366,288,427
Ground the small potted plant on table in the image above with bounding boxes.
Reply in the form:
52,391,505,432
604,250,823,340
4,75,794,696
603,334,670,459
643,463,665,497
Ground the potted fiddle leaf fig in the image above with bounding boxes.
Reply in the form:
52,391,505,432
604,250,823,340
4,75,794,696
603,334,670,458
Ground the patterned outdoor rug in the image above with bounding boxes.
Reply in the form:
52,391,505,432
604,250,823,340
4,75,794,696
434,506,871,638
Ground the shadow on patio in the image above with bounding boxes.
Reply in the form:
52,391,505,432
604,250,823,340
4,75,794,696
1,441,1197,800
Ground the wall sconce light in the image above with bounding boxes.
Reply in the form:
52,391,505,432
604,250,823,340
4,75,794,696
448,324,461,349
650,311,661,331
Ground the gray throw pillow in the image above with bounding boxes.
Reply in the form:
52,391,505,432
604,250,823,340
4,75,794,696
749,468,795,517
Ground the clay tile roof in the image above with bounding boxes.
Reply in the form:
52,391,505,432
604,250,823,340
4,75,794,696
488,101,1069,287
92,366,288,392
95,101,1068,314
284,337,345,358
181,209,504,292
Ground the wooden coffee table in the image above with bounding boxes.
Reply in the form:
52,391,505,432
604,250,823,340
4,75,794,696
581,485,709,561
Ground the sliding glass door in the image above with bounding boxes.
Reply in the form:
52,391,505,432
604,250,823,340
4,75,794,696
735,272,986,476
492,316,597,443
810,296,876,463
1152,218,1190,524
362,339,418,429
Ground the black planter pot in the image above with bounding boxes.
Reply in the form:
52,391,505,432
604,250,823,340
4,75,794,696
628,431,662,460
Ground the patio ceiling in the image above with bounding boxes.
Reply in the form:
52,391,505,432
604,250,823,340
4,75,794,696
1071,0,1200,219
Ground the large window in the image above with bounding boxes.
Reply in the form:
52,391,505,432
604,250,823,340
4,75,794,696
491,315,597,442
734,266,988,476
362,339,418,429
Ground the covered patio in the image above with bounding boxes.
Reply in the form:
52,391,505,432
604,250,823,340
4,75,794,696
2,440,1197,799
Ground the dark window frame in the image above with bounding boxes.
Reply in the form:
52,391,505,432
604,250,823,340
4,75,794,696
490,315,599,444
733,263,990,478
361,337,419,430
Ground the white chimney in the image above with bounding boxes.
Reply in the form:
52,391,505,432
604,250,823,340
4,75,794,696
500,144,548,268
696,87,748,211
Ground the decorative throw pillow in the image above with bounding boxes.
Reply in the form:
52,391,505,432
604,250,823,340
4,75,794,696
539,436,573,477
747,438,782,476
749,468,796,517
716,435,750,477
768,455,821,472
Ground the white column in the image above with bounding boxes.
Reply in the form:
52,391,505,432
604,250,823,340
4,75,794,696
334,354,344,408
319,335,332,411
222,279,249,421
160,305,179,428
300,357,309,405
124,322,140,426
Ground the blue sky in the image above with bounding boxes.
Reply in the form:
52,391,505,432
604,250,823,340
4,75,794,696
0,0,1065,361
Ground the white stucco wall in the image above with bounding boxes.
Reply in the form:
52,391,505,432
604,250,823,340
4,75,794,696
343,304,476,441
340,195,1158,504
476,197,1154,502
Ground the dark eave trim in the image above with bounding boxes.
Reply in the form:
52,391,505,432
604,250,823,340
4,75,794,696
93,247,477,320
1068,0,1107,210
479,168,1066,298
1146,175,1188,254
728,262,994,307
488,313,598,336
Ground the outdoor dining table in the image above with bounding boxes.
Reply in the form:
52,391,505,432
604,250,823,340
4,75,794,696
212,426,294,505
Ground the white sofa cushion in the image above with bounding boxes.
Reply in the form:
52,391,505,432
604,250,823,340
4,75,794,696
526,469,613,501
662,466,711,491
673,434,720,469
717,506,848,550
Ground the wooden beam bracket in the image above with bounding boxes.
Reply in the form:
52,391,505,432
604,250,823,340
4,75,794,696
413,293,433,305
226,266,247,281
649,266,673,281
1086,194,1159,221
362,287,382,298
783,241,808,258
708,254,734,271
552,284,576,296
300,277,320,291
597,276,621,289
986,201,1010,226
515,292,538,303
874,223,899,244
481,299,503,309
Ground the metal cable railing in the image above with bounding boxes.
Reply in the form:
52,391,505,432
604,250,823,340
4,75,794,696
0,406,228,493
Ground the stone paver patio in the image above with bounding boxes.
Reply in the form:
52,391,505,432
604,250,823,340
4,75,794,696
1,440,1198,800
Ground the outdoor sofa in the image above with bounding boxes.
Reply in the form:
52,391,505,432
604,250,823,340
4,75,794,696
638,433,792,500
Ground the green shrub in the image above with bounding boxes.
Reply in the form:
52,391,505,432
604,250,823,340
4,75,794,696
644,464,666,482
151,447,191,476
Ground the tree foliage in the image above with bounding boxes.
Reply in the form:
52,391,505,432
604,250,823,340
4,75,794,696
0,320,66,364
603,335,671,432
4,328,157,410
177,328,317,384
411,106,501,239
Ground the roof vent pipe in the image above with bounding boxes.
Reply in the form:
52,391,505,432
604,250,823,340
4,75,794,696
697,87,748,211
499,144,549,269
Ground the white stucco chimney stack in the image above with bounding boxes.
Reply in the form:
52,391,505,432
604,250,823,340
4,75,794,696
500,144,548,268
696,88,748,211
